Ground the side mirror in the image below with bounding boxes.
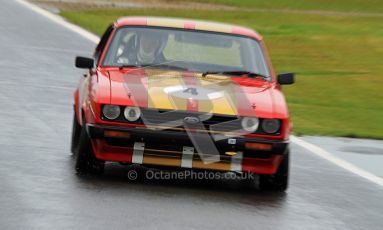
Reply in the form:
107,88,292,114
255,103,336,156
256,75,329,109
75,56,94,69
277,73,295,85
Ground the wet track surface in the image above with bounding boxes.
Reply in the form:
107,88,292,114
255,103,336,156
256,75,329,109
302,136,383,178
1,1,383,229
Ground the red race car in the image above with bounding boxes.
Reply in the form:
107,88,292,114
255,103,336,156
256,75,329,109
71,17,294,191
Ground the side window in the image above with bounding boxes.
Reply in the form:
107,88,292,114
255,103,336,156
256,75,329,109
102,29,138,66
93,24,114,65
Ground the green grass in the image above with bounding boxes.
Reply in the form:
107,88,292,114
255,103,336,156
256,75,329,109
193,0,383,14
61,7,383,139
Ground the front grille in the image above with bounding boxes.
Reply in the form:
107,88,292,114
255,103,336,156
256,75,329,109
102,107,281,135
141,109,237,127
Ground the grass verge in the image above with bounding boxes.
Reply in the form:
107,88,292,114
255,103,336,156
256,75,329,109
191,0,383,14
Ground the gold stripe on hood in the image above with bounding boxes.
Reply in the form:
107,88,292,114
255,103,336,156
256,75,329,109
146,69,187,110
146,70,238,116
197,75,237,115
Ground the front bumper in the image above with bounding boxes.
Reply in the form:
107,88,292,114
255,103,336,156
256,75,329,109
87,124,289,174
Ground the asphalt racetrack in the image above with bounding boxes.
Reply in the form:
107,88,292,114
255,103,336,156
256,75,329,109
0,1,382,229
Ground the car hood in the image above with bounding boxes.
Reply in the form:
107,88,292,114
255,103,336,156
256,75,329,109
106,69,288,118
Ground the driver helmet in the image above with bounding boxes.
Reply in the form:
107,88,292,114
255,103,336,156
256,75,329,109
137,30,167,64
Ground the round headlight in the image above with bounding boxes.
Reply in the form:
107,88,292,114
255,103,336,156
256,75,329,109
262,119,280,134
102,105,121,120
124,107,141,122
241,117,259,132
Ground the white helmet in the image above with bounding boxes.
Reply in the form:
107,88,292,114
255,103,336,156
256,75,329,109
137,31,167,64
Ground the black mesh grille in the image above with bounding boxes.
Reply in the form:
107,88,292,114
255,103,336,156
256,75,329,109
101,107,281,135
141,109,238,130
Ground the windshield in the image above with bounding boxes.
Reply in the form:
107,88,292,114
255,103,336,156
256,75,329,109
102,27,271,79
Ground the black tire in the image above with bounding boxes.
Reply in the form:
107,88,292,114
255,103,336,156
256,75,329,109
74,123,105,175
71,112,81,155
258,149,289,192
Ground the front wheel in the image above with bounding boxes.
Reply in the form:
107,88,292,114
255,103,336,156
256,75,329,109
74,124,105,175
258,150,289,192
71,112,81,155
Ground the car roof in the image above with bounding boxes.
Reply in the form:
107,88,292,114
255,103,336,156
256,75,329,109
115,16,262,41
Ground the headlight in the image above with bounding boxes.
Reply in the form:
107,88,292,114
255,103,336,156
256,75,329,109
241,117,259,132
261,119,280,134
124,106,141,122
102,105,121,120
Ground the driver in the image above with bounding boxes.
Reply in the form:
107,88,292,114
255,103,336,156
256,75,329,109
118,30,167,65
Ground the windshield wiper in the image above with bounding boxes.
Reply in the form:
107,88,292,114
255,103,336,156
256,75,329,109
146,64,189,71
118,64,150,70
118,64,188,71
202,70,269,79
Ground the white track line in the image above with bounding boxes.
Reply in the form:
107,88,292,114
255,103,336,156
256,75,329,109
17,0,383,188
16,0,99,44
291,136,383,187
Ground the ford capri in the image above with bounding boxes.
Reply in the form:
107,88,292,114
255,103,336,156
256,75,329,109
71,17,294,191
